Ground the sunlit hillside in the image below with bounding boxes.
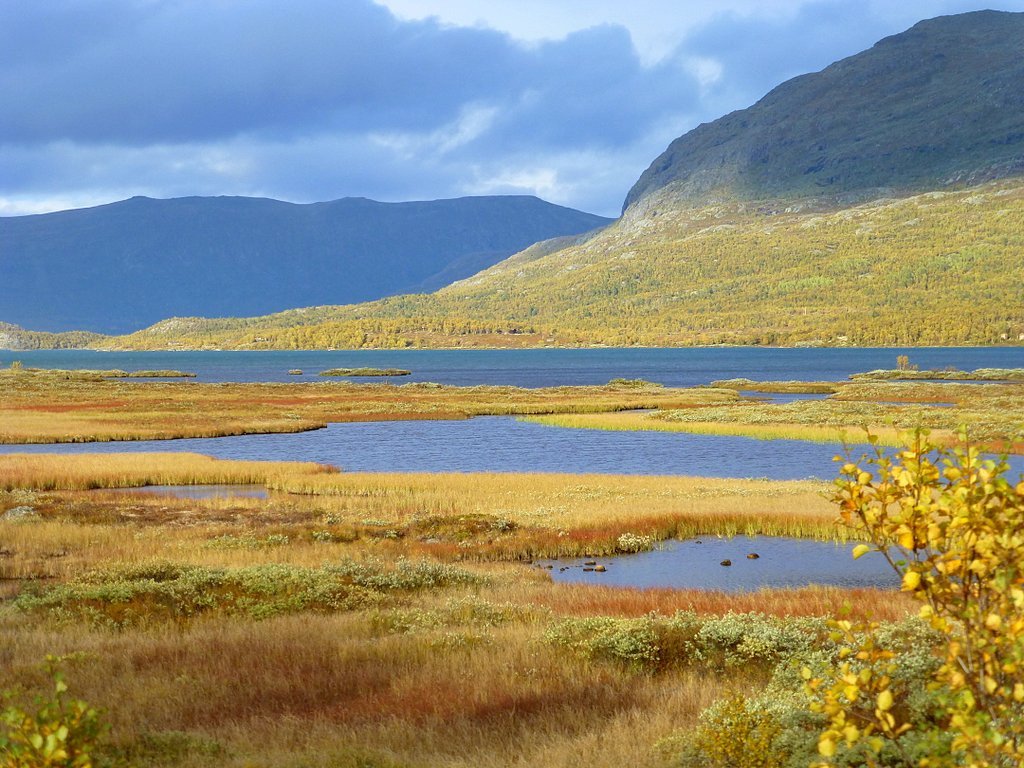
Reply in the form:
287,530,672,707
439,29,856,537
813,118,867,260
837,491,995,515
104,180,1024,349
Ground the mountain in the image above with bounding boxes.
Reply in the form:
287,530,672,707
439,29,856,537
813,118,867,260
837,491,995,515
29,11,1024,350
624,10,1024,212
0,195,611,334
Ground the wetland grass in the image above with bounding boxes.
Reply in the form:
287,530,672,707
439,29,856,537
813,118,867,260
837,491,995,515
0,452,336,491
0,370,735,444
521,411,897,446
0,452,914,767
524,377,1024,453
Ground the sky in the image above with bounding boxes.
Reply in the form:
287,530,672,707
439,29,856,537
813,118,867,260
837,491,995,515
2,0,1023,218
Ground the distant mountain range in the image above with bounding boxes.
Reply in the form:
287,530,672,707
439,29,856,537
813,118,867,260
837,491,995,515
7,10,1024,351
0,195,611,334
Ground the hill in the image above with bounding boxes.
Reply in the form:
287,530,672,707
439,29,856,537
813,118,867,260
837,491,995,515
103,180,1024,349
623,10,1024,212
0,195,611,334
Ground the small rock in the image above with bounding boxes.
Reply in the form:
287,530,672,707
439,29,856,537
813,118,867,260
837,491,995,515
720,559,732,567
2,506,39,522
747,553,760,560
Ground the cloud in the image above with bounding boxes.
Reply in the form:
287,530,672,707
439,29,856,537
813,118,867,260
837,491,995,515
0,0,710,215
1,0,1022,217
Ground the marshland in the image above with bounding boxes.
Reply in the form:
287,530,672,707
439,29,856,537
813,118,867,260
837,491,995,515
1,349,1022,767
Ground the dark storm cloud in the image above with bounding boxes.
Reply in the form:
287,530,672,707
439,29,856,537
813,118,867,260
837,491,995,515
0,0,691,149
0,1,482,142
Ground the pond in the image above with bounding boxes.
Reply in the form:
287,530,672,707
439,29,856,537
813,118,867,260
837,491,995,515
101,484,269,500
537,536,899,591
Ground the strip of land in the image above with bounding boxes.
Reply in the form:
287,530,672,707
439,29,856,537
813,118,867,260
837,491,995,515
0,368,733,443
526,378,1024,453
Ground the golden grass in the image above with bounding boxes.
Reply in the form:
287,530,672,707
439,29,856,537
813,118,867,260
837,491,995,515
0,605,730,768
521,411,910,447
0,370,736,443
0,460,839,582
524,378,1024,454
268,470,839,549
0,450,910,767
0,452,336,491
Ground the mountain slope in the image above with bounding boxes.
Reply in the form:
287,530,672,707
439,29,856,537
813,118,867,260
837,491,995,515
624,10,1024,212
0,195,611,334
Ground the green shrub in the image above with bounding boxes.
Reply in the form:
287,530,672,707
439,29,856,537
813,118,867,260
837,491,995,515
0,660,106,768
14,559,483,627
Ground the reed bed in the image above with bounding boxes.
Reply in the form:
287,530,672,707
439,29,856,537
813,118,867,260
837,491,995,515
0,452,336,491
521,411,907,446
266,471,840,549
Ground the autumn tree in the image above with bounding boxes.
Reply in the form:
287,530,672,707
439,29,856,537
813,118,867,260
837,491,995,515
808,431,1024,767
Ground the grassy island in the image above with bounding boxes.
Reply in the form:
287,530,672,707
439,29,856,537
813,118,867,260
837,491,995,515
319,367,412,377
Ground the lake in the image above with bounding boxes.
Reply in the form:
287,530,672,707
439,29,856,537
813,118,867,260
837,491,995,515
4,346,1024,386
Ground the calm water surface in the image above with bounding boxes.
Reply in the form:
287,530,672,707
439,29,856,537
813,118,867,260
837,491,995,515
2,416,875,479
539,537,899,591
5,347,1024,386
7,416,1023,480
